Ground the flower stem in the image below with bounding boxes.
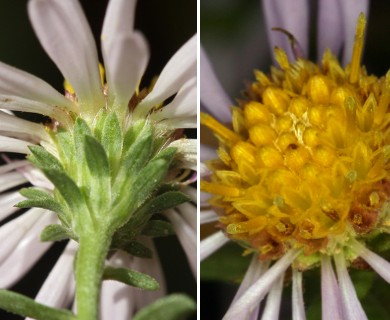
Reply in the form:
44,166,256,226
75,231,111,320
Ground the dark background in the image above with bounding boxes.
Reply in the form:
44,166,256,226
201,1,390,319
0,0,196,319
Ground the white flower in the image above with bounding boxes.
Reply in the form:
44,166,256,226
0,0,196,317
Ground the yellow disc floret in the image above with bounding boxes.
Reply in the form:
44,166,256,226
201,14,390,265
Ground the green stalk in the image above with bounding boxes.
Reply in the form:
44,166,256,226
75,230,111,320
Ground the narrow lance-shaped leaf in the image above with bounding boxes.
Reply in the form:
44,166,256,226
0,289,75,320
42,168,92,231
28,145,63,171
55,131,75,173
101,111,123,173
17,187,65,215
84,135,111,214
122,119,147,152
40,224,73,242
124,191,190,235
113,125,153,204
142,220,175,237
103,266,159,291
111,240,153,259
133,294,196,320
73,117,92,185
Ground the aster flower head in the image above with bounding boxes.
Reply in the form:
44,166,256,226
201,1,390,319
0,0,196,319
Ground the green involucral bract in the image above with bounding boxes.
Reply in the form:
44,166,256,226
24,111,188,238
13,110,191,320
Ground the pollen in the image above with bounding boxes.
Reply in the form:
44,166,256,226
201,14,390,264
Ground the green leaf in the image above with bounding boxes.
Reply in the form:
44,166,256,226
101,112,123,172
122,120,147,152
40,224,72,242
84,135,110,178
28,145,63,171
113,126,153,205
152,147,177,162
129,158,172,211
114,240,153,258
84,135,111,213
0,289,75,320
55,130,75,172
133,294,196,320
42,169,91,230
139,191,190,216
103,266,159,290
92,109,108,142
142,220,175,237
17,188,65,215
73,117,92,163
118,125,153,176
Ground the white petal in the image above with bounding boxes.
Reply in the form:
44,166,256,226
262,0,309,60
200,209,218,224
28,0,104,110
223,249,301,320
334,251,368,320
169,138,197,171
165,209,196,277
153,77,197,121
183,186,197,203
200,46,233,122
0,110,47,142
0,208,43,264
159,116,197,129
177,202,197,231
101,251,135,320
321,255,344,320
232,255,269,305
350,239,390,284
0,171,28,193
0,211,56,287
17,165,54,190
101,0,136,40
137,35,197,114
200,230,229,261
261,273,284,320
0,159,30,174
0,61,73,109
0,136,31,154
292,269,306,320
340,0,370,65
27,240,77,314
0,192,24,221
103,32,149,109
0,95,72,127
317,0,343,60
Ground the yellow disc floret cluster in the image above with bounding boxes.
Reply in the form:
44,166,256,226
201,14,390,264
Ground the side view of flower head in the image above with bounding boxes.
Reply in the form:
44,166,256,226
0,0,196,319
201,0,390,319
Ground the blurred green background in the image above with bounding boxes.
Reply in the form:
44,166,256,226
0,0,196,319
201,1,390,319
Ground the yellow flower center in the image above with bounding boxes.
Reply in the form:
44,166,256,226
201,14,390,265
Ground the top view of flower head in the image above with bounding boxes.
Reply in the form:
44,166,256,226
0,0,196,319
201,0,390,319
